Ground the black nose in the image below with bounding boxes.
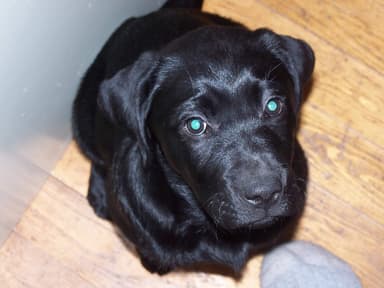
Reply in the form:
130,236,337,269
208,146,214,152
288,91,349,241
244,180,282,207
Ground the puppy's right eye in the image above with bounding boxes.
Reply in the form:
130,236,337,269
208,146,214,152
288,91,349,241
186,117,207,135
264,98,284,117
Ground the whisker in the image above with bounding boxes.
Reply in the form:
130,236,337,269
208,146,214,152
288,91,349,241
264,62,282,80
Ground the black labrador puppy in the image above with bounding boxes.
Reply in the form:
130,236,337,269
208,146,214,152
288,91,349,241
72,0,314,274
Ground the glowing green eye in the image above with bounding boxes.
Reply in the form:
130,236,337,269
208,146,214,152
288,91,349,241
266,99,282,115
186,118,207,135
190,119,201,131
267,100,278,112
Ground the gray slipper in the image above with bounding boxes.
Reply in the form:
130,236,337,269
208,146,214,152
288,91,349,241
260,240,362,288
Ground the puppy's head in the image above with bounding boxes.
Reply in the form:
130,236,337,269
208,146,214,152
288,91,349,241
100,27,314,231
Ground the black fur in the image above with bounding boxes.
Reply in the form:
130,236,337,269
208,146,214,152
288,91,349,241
72,0,314,274
161,0,203,9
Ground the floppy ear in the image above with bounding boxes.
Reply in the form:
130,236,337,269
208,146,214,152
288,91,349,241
257,29,315,111
279,35,315,110
97,51,160,161
97,53,189,271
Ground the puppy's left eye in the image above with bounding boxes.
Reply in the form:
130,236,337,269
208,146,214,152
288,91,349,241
186,117,207,135
265,98,284,116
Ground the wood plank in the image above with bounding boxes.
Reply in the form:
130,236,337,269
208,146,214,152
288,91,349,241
0,233,96,288
255,0,384,73
299,104,384,225
51,142,91,197
0,152,49,245
203,0,384,148
295,182,384,288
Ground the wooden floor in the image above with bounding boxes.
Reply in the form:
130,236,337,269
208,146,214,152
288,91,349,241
1,0,383,287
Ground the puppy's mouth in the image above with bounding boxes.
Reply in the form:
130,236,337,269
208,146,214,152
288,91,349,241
209,209,285,232
233,215,283,230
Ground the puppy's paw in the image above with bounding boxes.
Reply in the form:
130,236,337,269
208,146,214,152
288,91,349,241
140,256,172,275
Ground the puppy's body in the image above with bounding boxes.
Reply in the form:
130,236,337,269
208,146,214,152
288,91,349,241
73,0,314,274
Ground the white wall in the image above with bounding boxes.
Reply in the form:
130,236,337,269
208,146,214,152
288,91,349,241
0,0,166,245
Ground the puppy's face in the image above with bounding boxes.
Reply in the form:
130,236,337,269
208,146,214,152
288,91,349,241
149,28,309,231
